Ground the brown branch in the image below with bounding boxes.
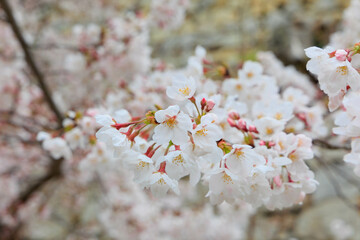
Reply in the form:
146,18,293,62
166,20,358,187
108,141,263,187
0,0,64,126
315,157,360,211
0,3,67,238
8,158,64,215
246,214,256,240
312,139,351,151
0,157,64,240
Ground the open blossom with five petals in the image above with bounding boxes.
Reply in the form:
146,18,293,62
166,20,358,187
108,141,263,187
207,167,242,204
305,46,360,97
304,46,334,75
166,74,197,101
41,137,72,160
317,58,360,96
95,114,129,157
238,61,263,82
254,117,285,141
148,172,180,197
163,150,200,185
224,145,265,176
65,127,85,150
192,113,223,148
125,151,155,185
95,115,126,145
153,105,192,145
333,93,360,137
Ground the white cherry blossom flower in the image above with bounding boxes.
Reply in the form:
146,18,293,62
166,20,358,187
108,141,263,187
192,113,223,148
225,144,265,176
149,172,180,197
254,117,285,141
95,114,128,156
304,46,334,75
153,105,192,145
164,150,200,185
238,61,263,82
166,74,197,101
317,58,360,96
207,167,242,204
125,152,156,185
42,137,72,160
282,87,310,107
64,127,85,150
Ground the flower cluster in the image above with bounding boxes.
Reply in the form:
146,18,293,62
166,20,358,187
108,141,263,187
305,0,360,177
95,49,317,209
149,0,190,30
7,0,360,237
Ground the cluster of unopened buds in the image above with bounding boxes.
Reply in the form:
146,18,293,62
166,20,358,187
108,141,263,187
95,53,318,210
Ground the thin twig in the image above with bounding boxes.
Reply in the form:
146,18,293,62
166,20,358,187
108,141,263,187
313,139,351,151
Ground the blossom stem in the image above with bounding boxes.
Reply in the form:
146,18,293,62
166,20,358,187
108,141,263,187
164,141,174,156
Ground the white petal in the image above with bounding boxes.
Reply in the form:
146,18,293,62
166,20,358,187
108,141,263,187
95,115,113,126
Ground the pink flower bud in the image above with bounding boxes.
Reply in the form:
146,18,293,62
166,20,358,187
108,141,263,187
259,140,266,146
237,119,247,131
201,98,207,110
228,111,240,120
335,49,347,61
248,125,258,133
227,118,237,127
205,100,215,112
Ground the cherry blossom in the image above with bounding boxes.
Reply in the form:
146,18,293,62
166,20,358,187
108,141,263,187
153,105,192,145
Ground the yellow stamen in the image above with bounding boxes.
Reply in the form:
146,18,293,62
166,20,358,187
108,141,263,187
275,113,283,120
336,66,348,76
236,84,243,91
266,127,274,135
279,141,285,151
247,72,254,78
222,173,233,184
234,148,244,158
288,153,297,161
157,178,165,185
172,154,184,165
137,161,149,169
165,117,177,128
196,128,208,136
179,86,190,96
